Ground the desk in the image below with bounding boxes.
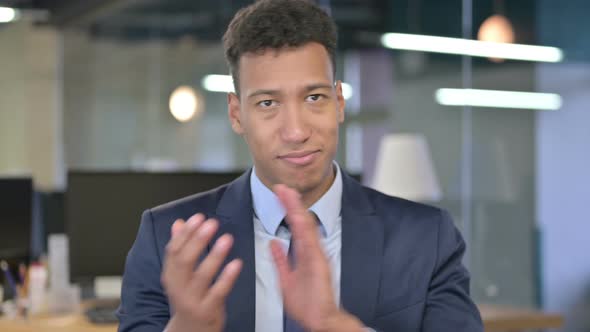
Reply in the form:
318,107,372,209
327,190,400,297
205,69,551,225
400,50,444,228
0,304,563,332
479,304,564,331
0,313,116,332
0,300,117,332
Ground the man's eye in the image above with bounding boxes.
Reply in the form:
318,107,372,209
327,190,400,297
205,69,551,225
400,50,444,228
306,94,324,102
257,100,276,107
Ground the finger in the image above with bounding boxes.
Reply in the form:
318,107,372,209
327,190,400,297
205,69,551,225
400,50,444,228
191,233,235,294
171,219,184,237
269,239,294,292
274,185,322,256
274,184,306,217
163,220,187,288
168,219,219,280
273,184,315,241
274,184,316,232
167,214,205,254
292,213,321,260
202,259,243,308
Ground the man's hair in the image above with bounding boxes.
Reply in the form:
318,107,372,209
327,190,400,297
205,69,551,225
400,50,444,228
223,0,338,94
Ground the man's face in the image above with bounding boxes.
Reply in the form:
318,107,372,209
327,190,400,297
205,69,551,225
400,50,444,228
228,42,345,195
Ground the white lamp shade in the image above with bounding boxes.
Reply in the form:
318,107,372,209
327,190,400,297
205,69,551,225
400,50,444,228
372,133,442,202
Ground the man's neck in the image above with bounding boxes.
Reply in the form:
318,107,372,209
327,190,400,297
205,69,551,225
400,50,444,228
299,165,337,209
253,164,338,209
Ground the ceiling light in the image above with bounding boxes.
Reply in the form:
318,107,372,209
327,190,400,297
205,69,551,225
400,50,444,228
169,86,203,122
435,88,562,111
381,33,563,63
478,14,515,62
341,83,353,100
478,14,515,44
0,7,19,23
202,75,234,93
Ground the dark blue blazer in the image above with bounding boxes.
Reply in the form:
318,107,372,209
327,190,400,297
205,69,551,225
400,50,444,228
117,170,483,332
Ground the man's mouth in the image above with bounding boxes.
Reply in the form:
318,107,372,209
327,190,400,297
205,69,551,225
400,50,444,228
278,150,320,166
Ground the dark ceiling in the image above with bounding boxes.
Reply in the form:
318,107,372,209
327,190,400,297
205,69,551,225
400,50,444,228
1,0,538,51
87,0,392,49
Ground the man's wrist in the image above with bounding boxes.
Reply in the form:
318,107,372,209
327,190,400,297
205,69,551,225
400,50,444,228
166,315,221,332
166,316,194,332
313,310,366,332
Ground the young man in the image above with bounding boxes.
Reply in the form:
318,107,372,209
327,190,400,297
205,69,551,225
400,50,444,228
117,1,483,331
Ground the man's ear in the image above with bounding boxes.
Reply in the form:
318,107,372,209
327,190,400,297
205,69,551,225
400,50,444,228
228,92,244,134
335,80,346,123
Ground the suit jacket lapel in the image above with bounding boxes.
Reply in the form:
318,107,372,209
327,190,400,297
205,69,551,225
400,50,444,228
206,170,384,330
212,170,256,332
340,172,384,325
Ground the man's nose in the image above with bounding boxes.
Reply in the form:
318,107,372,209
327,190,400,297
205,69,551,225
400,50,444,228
280,104,311,144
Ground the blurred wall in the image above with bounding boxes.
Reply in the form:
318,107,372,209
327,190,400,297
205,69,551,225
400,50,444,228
391,59,537,307
537,63,590,331
537,1,590,330
0,17,65,191
62,29,245,172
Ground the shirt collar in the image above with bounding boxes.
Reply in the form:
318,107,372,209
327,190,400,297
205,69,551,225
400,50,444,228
250,162,343,237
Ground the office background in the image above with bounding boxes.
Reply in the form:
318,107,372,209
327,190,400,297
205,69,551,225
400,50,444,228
0,0,588,331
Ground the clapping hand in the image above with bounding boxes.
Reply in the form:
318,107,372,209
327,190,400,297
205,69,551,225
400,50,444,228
162,214,242,332
270,184,365,332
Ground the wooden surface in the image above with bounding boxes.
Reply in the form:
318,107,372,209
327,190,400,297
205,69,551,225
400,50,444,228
0,304,563,332
479,304,564,331
0,313,116,332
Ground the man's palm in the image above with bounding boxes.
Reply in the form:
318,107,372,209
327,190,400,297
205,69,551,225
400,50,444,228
270,185,340,330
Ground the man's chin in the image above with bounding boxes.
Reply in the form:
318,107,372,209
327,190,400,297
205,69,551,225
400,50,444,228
283,175,323,194
270,162,332,192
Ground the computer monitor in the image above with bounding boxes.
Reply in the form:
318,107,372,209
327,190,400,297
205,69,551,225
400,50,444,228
66,171,244,283
0,178,33,262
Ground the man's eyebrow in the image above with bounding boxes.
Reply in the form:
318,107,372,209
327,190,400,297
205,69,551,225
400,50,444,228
246,83,334,99
247,89,280,99
304,83,333,92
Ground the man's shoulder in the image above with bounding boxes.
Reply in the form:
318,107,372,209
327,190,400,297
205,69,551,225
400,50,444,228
359,184,443,220
352,183,453,239
147,183,230,223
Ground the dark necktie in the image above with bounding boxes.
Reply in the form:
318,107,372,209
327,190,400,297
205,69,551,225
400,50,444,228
280,218,305,332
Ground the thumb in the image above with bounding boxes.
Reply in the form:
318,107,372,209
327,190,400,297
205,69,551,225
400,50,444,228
269,239,294,295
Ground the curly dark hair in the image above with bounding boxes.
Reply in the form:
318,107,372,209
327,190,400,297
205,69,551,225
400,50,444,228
223,0,338,94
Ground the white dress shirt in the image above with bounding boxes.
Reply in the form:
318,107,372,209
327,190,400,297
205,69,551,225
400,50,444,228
250,164,343,332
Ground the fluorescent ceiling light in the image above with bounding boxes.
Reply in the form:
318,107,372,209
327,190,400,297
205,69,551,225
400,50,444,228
202,74,235,93
0,7,19,23
435,88,562,111
381,33,563,63
202,74,354,100
341,83,353,100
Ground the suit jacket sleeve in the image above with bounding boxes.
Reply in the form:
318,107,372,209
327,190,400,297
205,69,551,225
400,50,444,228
117,209,170,332
421,210,483,331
